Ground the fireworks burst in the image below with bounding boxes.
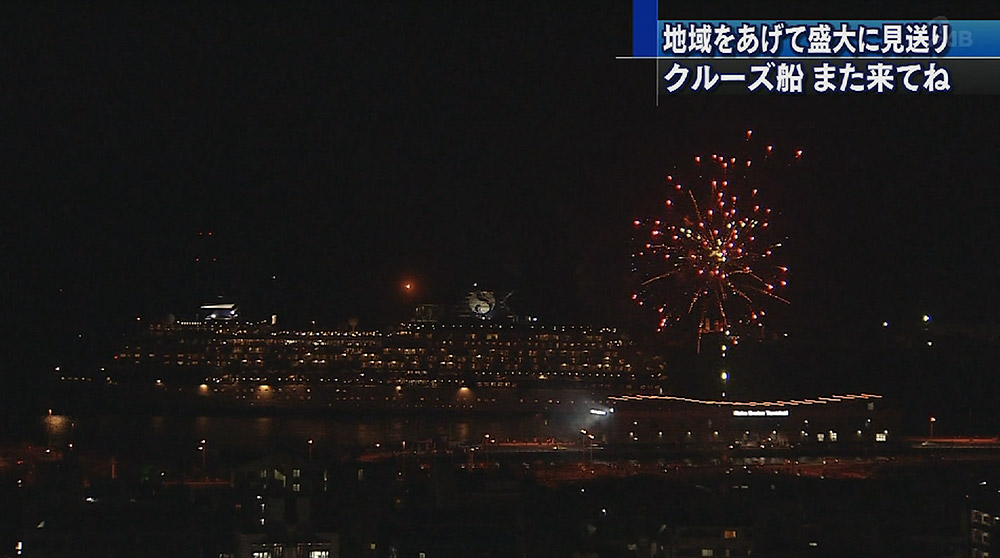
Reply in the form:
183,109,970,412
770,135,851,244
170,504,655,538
632,131,798,346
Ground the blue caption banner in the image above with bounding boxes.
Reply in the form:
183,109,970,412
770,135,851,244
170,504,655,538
652,20,1000,58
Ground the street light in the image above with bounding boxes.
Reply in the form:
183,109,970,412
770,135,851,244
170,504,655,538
308,439,314,461
930,416,936,439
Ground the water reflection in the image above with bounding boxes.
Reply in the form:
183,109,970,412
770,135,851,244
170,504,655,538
151,416,164,435
251,417,273,440
31,412,573,460
455,422,470,443
42,414,70,444
194,416,210,438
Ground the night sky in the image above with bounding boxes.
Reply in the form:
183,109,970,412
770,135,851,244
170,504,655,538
3,2,1000,391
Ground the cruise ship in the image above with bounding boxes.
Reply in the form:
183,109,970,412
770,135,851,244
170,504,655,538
82,290,664,414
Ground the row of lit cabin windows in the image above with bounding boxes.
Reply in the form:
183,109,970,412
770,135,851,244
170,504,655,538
132,361,630,374
127,353,624,367
126,349,626,363
130,345,625,358
139,337,624,349
131,354,633,375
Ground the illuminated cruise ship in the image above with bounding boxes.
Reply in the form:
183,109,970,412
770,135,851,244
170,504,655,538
99,290,663,413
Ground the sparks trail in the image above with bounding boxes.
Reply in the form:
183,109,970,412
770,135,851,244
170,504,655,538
632,130,800,349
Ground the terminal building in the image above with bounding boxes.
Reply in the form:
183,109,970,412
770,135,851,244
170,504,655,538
602,393,896,449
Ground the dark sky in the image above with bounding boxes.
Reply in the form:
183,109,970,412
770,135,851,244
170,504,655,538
3,2,1000,377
